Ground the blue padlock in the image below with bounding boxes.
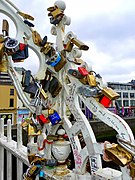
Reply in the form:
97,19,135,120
48,110,61,126
47,52,61,67
39,171,46,179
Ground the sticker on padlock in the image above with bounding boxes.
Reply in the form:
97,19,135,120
78,66,89,76
47,52,61,67
48,109,61,126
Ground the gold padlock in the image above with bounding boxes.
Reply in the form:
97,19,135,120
79,76,88,85
102,87,120,100
130,162,135,178
87,74,97,87
40,88,48,100
51,7,62,18
32,31,42,46
0,35,5,43
2,19,9,36
71,38,89,51
105,144,133,167
40,43,51,54
0,53,8,72
54,52,67,72
28,124,41,136
0,43,4,61
17,11,34,21
65,40,73,52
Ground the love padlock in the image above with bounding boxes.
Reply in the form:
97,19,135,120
22,70,31,87
78,66,89,76
48,76,62,98
37,114,49,126
48,109,61,126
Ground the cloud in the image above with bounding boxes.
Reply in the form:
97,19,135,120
1,0,135,83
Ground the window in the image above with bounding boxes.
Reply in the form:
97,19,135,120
10,89,14,95
9,99,14,107
130,93,135,98
123,100,129,107
130,100,135,106
123,92,128,98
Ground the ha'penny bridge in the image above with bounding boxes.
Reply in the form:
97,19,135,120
1,0,135,179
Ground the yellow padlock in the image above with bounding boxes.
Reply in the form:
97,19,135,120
32,31,42,46
87,74,97,87
105,144,133,167
0,43,4,61
101,87,120,100
51,8,62,18
28,124,41,136
0,53,8,72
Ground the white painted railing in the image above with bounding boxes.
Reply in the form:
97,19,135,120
0,118,29,180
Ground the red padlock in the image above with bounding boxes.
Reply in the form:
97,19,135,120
37,114,49,125
100,95,112,108
78,67,89,76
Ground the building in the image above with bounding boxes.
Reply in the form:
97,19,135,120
0,69,29,125
108,81,135,117
0,72,17,124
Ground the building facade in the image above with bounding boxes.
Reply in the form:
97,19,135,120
108,81,135,117
0,71,29,125
0,72,17,124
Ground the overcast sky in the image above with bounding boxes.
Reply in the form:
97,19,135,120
1,0,135,83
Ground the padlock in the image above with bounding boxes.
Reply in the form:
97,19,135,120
99,95,112,108
78,67,89,76
32,31,42,47
41,69,52,92
0,53,8,72
28,124,41,136
68,69,84,79
65,40,73,52
39,171,46,179
50,16,63,25
87,74,97,87
105,143,133,167
45,159,58,167
17,11,34,21
37,114,49,126
24,81,39,96
12,44,29,62
30,157,46,166
48,76,62,98
4,38,20,55
47,52,61,67
0,43,4,61
2,19,9,36
47,134,58,141
70,38,89,51
48,109,61,125
0,35,5,43
79,76,88,85
30,97,41,107
101,87,120,100
49,7,62,18
40,35,47,47
40,43,52,55
27,165,42,177
54,52,67,72
22,70,31,87
130,162,135,178
24,20,34,27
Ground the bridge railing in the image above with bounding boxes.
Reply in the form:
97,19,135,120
0,118,29,180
